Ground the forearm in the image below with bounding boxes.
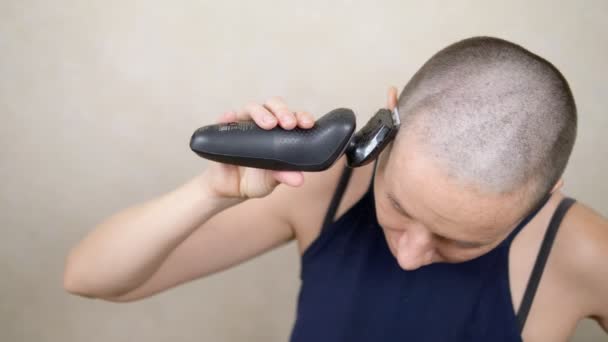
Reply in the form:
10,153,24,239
63,172,243,298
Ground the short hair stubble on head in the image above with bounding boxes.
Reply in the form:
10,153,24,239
393,36,577,209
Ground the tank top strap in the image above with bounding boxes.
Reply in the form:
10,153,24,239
321,159,378,232
515,196,576,332
320,163,353,232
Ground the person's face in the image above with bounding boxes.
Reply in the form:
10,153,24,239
372,132,534,271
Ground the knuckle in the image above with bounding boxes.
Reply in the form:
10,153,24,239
245,103,267,118
265,96,287,109
297,111,312,120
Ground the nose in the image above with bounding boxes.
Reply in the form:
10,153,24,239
396,228,435,270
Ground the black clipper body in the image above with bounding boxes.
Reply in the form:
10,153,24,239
190,107,400,171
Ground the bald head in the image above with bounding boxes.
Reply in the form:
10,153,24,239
392,36,577,207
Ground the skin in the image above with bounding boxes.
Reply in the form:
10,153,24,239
373,113,565,270
64,89,608,341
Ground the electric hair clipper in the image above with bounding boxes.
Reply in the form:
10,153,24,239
190,107,400,171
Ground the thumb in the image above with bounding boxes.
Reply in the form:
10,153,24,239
271,171,304,187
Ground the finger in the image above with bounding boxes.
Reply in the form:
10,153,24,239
217,111,237,124
295,111,315,129
237,102,277,129
271,170,304,187
264,97,297,130
388,86,398,110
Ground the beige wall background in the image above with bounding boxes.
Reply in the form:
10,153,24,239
1,0,606,341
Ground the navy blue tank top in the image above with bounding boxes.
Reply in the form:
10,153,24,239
290,161,576,342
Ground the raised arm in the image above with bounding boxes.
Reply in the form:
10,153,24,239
63,98,316,301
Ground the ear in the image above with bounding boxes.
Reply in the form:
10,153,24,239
550,178,564,193
387,86,398,110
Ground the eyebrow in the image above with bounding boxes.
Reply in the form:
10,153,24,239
385,192,487,248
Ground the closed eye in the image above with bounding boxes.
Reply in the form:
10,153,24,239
386,192,487,249
386,193,414,219
435,234,487,249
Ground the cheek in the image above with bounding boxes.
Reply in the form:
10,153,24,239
375,209,402,255
376,215,397,250
376,213,402,241
383,228,402,253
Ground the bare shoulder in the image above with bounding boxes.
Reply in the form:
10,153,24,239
280,156,348,253
282,156,375,254
554,199,608,329
558,200,608,273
